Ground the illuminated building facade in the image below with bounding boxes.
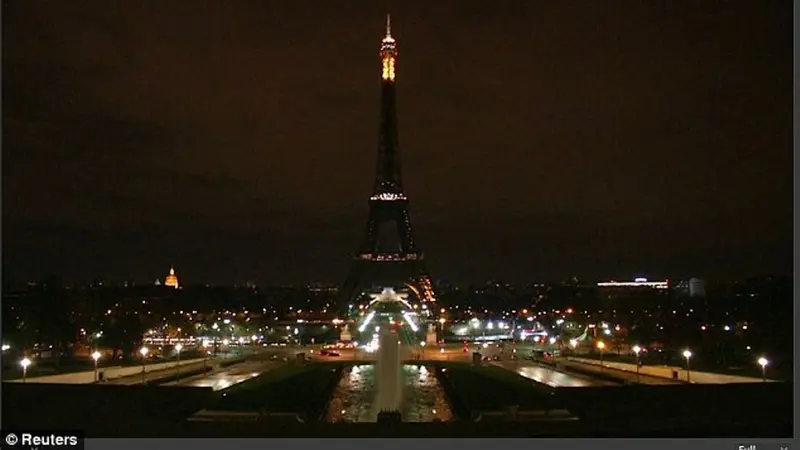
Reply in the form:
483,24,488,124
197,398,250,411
338,16,436,308
164,267,179,289
597,278,670,290
596,278,671,303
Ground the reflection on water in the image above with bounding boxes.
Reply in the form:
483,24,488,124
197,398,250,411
402,365,453,422
325,364,453,423
326,365,375,422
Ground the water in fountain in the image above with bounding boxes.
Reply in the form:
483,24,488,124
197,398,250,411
323,287,453,423
373,327,403,419
325,364,454,423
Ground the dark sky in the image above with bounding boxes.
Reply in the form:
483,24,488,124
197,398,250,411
3,1,793,285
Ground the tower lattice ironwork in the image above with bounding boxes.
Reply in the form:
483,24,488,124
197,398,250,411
338,15,436,307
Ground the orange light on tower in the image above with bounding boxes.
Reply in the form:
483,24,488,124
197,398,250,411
381,14,397,82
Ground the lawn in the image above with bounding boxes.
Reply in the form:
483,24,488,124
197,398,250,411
438,363,560,412
211,362,343,416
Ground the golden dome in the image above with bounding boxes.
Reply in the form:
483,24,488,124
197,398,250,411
165,266,179,289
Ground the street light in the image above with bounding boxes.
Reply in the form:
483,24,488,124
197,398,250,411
139,346,149,385
632,345,642,384
682,349,692,383
92,351,102,382
757,357,769,382
174,343,183,377
20,357,31,383
202,340,211,375
251,335,258,354
420,341,426,360
596,341,606,371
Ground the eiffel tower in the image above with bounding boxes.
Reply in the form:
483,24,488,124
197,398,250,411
337,15,436,308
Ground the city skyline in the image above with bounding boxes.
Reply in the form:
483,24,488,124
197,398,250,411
4,2,792,284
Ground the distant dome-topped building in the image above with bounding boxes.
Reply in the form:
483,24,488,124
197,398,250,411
164,266,179,289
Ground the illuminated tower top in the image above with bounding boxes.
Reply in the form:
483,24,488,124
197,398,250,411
381,14,397,82
372,13,403,196
165,266,179,289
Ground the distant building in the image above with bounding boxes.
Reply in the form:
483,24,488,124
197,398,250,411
164,267,179,289
674,278,706,298
596,278,670,303
689,278,706,297
596,278,669,290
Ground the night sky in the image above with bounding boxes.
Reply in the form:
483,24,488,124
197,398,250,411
3,1,792,285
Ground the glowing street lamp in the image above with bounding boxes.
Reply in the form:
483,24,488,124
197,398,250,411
174,343,183,376
251,335,258,354
596,341,606,371
569,339,578,349
139,346,149,385
682,349,693,383
757,357,769,382
20,357,31,383
202,341,211,375
632,345,642,384
92,351,102,382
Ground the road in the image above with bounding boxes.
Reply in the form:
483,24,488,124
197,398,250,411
166,361,281,391
491,360,611,388
408,347,472,362
298,346,472,363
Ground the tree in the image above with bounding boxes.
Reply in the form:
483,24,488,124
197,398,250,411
102,313,147,359
33,275,77,367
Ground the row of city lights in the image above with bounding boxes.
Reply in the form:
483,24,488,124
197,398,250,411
14,341,203,381
585,340,772,378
